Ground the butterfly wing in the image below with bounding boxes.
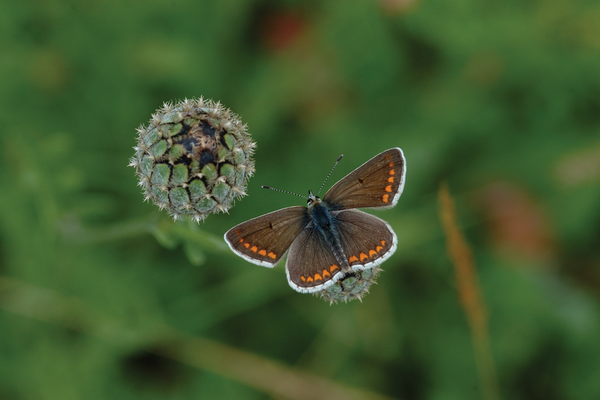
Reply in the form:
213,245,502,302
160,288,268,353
224,206,309,268
285,224,346,293
323,147,406,210
333,209,397,270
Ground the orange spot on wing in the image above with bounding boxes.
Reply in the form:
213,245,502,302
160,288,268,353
307,276,314,283
385,185,393,192
376,246,383,252
369,249,377,257
258,249,267,256
300,276,306,282
250,246,258,253
314,273,322,281
389,162,394,167
239,238,244,243
330,265,340,272
389,169,395,175
323,269,330,278
382,194,389,203
349,255,359,263
381,240,386,246
360,252,369,262
244,243,250,248
268,252,276,259
388,177,394,183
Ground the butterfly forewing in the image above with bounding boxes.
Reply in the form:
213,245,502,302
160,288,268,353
323,147,406,210
334,209,397,269
225,207,309,268
286,225,346,293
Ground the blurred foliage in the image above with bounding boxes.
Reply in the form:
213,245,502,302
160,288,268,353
1,0,600,399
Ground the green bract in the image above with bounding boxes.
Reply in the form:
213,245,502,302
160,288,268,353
130,98,255,222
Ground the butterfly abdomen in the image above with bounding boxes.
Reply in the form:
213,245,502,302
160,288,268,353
310,202,350,272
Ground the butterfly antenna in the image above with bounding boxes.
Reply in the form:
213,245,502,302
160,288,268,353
261,186,308,199
317,154,343,196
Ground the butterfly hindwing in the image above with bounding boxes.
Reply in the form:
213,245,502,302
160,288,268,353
333,209,397,270
323,147,406,210
285,224,346,293
224,206,309,268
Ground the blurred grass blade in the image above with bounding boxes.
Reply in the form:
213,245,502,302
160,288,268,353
0,276,396,400
438,183,500,400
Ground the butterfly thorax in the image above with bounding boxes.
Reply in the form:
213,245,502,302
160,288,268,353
307,191,351,272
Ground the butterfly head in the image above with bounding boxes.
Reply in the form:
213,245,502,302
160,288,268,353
307,190,322,208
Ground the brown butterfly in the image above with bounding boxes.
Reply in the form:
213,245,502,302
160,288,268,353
225,148,406,293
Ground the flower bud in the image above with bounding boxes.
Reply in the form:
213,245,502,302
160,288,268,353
315,266,382,304
130,98,255,222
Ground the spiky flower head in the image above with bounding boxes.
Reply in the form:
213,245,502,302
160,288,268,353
130,98,255,222
314,266,382,304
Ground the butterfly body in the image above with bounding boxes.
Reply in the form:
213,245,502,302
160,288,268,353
225,148,406,294
306,192,352,273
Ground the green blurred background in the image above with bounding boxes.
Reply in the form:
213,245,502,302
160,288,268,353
1,0,600,399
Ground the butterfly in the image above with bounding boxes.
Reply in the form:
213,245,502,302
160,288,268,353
224,148,406,293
